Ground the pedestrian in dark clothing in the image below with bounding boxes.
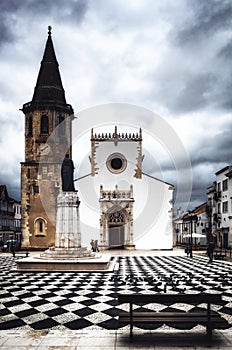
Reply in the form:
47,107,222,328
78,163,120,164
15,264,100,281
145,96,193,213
207,242,215,263
90,239,95,252
94,240,99,252
90,239,99,252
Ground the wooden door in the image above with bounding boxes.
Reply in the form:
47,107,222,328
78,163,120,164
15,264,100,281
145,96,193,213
109,225,124,248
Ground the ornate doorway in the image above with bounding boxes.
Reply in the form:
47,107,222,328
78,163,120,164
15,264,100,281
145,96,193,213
108,211,125,248
99,185,135,250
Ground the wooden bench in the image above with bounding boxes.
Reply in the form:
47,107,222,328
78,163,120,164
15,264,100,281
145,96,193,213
118,293,227,338
12,251,29,258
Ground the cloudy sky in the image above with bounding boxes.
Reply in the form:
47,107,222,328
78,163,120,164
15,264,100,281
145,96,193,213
0,0,231,211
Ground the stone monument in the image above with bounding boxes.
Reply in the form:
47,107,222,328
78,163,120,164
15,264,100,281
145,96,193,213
15,155,112,271
41,154,95,259
40,191,93,260
40,154,93,259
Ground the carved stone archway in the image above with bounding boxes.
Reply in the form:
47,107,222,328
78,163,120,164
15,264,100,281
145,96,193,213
99,185,135,250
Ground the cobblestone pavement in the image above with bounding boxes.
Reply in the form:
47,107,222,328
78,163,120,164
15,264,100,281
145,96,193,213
0,328,232,349
0,250,232,349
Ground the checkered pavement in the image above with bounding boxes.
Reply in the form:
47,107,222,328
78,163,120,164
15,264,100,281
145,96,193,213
0,255,232,330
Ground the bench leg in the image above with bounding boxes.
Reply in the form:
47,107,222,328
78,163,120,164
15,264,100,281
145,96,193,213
130,325,133,340
129,302,133,340
207,302,212,337
206,325,212,337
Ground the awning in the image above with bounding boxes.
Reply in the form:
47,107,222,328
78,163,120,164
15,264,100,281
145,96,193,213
183,233,206,238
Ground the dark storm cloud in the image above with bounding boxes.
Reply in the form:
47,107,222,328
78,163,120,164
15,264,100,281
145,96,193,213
217,126,232,151
168,73,216,113
25,0,88,22
143,118,232,210
183,119,232,208
191,122,232,167
175,0,232,44
0,0,88,46
214,40,232,110
218,41,232,61
154,65,231,114
0,0,21,44
158,0,232,114
216,78,232,111
189,184,208,209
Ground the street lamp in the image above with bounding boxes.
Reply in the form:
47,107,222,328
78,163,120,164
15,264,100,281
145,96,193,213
183,214,197,258
189,214,198,258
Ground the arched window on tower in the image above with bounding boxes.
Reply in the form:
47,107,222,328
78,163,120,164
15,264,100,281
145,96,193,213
34,218,47,236
40,115,49,134
28,115,33,136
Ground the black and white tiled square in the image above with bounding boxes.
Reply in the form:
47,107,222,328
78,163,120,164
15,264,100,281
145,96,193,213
0,255,232,330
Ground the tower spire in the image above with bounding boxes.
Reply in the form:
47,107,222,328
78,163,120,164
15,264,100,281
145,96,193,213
22,26,73,114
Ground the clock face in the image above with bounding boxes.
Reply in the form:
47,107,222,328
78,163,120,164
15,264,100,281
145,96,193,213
38,143,51,156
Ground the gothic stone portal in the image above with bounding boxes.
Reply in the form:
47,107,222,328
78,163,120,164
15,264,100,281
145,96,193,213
99,185,135,250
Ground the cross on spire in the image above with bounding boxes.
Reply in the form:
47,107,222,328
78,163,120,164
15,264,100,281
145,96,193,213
48,25,52,36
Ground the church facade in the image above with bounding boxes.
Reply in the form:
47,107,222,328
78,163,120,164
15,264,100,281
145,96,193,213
76,126,174,250
20,28,174,250
91,127,142,250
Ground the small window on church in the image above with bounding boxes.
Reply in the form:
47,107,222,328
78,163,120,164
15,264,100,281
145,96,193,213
28,116,33,136
34,218,47,236
40,115,49,134
27,168,30,179
106,153,127,174
111,158,123,170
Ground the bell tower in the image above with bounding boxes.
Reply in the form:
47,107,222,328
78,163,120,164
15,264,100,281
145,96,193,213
20,27,74,248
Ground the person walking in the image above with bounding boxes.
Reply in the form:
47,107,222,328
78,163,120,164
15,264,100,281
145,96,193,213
90,239,95,252
94,240,99,252
207,241,215,263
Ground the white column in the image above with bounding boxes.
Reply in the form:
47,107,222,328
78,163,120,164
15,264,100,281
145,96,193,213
55,192,81,248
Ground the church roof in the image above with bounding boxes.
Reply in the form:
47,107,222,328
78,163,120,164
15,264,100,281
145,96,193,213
22,26,73,114
0,185,14,203
0,185,8,200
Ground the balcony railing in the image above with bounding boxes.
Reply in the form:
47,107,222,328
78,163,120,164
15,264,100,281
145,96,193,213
0,225,15,231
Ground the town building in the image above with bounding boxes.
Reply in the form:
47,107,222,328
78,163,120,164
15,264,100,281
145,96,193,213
173,204,207,248
0,185,21,246
14,200,22,245
174,165,232,250
207,166,232,248
194,202,208,245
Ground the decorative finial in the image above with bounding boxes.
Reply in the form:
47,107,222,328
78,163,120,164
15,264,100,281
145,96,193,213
48,26,52,36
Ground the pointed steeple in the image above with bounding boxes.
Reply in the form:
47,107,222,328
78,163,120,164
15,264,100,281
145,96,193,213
23,26,73,114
